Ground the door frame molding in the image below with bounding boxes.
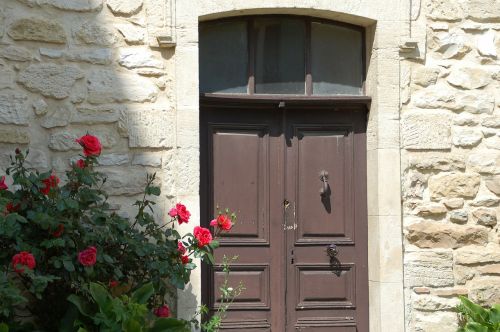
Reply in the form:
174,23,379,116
175,3,407,331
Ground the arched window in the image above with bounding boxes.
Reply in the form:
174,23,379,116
200,16,365,96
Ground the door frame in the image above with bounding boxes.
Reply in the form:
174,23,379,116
200,95,371,330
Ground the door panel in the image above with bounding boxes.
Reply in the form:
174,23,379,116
201,104,368,332
285,109,368,332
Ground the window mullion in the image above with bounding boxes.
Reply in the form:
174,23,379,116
305,19,312,96
248,18,255,95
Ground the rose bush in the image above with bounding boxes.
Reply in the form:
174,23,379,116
0,135,234,331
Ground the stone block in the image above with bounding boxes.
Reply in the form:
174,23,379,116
452,128,483,147
404,250,454,287
40,104,70,128
426,0,463,21
447,66,492,90
107,0,143,15
115,23,145,44
485,175,500,195
415,202,447,216
412,294,459,311
453,113,478,126
39,48,63,58
409,153,465,171
413,87,494,114
71,105,121,124
0,127,29,144
477,30,497,58
0,45,32,61
413,311,458,332
413,67,440,87
66,49,112,65
8,17,66,43
97,153,129,166
100,167,147,196
0,91,29,125
120,109,174,148
75,21,118,45
35,0,103,12
482,116,500,128
428,172,480,199
132,153,162,167
402,111,452,150
49,129,117,151
455,244,500,265
442,198,464,209
118,48,163,69
470,196,500,207
465,0,500,22
469,277,500,306
449,210,468,224
87,70,158,104
471,207,497,226
32,99,48,116
468,151,500,174
406,222,488,248
435,32,471,59
18,63,84,100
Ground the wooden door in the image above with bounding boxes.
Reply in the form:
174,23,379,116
201,101,368,332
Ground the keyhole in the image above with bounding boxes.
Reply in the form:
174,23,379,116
284,199,290,208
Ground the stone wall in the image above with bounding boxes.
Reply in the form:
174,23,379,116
402,0,500,331
0,0,183,307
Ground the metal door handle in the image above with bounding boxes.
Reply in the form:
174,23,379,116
319,170,329,197
326,244,338,258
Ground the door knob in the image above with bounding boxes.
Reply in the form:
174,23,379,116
319,170,329,197
326,244,338,258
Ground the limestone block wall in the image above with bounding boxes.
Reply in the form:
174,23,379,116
402,0,500,331
0,0,184,305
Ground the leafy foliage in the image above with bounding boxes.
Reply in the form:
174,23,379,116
456,296,500,332
0,146,232,331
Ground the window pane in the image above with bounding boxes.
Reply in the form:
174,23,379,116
255,18,305,94
311,22,363,95
199,21,248,93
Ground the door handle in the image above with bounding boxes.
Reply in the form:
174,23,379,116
326,244,339,258
319,170,329,197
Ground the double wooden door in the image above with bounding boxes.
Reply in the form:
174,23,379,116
201,100,368,332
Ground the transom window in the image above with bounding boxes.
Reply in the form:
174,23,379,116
199,16,365,96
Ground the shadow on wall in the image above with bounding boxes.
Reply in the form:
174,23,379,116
0,0,195,318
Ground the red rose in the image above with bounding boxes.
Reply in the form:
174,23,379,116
168,203,191,224
181,255,189,265
40,173,60,195
6,202,20,214
210,214,233,231
0,176,7,190
52,224,64,238
78,246,97,266
109,280,119,288
75,134,102,157
154,305,170,318
75,159,86,169
177,241,186,255
12,252,36,273
193,226,212,248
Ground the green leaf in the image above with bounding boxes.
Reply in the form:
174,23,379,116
463,322,489,332
67,294,93,318
0,323,8,332
131,283,154,304
209,240,219,249
205,252,215,265
489,305,500,324
77,328,88,332
145,186,161,196
63,260,75,272
149,318,189,332
89,282,110,309
103,254,114,264
123,319,142,332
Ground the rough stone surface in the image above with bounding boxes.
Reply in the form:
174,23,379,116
477,30,497,58
472,207,497,226
413,88,494,114
120,109,174,148
66,49,112,65
107,0,143,15
87,70,158,103
132,153,162,167
409,154,465,171
100,167,147,196
406,222,488,248
453,113,478,126
414,311,458,332
18,64,84,99
98,153,129,166
426,0,463,21
0,63,14,90
39,48,63,58
71,105,121,124
115,23,145,44
412,295,459,311
75,21,118,45
455,244,500,265
447,66,492,89
0,91,29,125
35,0,103,12
118,48,163,68
449,210,468,224
452,128,483,147
468,152,500,174
470,196,500,207
32,99,48,116
469,277,500,306
442,198,464,209
465,0,500,21
405,251,454,287
482,116,500,128
413,67,439,87
415,202,447,216
8,17,66,43
485,175,500,195
0,46,32,61
428,172,481,199
402,111,451,150
0,127,29,144
436,33,470,59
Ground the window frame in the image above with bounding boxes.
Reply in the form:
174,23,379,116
199,15,367,97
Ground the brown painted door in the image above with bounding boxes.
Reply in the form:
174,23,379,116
201,102,368,332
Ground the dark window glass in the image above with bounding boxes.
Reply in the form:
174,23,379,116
311,22,363,95
254,18,305,94
199,21,248,93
